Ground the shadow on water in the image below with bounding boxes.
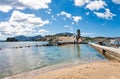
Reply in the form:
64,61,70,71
96,54,105,59
76,44,80,59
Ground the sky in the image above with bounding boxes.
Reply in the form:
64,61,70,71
0,0,120,40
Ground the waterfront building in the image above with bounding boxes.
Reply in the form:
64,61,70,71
110,38,120,45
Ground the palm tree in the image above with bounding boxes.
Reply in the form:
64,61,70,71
76,29,80,43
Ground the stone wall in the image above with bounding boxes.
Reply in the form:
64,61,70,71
90,43,120,62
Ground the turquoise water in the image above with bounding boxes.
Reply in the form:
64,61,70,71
0,42,105,78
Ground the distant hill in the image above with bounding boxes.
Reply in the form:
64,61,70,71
15,35,32,41
15,35,42,41
34,32,75,41
0,40,5,42
6,35,42,41
55,32,74,36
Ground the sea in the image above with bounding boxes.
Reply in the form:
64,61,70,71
0,42,106,78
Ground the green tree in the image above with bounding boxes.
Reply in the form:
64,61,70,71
6,37,18,42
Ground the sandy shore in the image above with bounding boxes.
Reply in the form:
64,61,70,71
4,61,120,79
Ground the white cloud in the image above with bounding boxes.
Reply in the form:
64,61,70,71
51,15,56,20
45,9,52,14
94,9,116,20
74,0,90,6
38,29,49,33
86,0,107,11
86,12,90,15
58,11,82,23
0,10,49,36
71,22,74,25
64,25,73,30
73,0,117,20
81,32,94,36
112,0,120,4
0,5,12,13
0,0,51,12
58,11,72,19
19,0,51,10
72,16,82,23
64,25,70,28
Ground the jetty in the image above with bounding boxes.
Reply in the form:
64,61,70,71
89,43,120,61
49,41,88,46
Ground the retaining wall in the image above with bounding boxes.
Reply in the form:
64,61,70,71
89,43,120,61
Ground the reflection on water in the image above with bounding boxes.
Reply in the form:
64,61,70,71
0,42,105,78
77,44,80,58
75,44,81,64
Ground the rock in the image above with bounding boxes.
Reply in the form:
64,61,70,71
25,46,30,48
35,45,39,47
19,46,23,48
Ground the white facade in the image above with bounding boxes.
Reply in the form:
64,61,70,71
58,36,81,42
110,39,120,45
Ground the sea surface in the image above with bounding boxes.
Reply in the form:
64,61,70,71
0,42,106,78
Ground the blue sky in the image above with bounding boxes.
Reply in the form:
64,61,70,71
0,0,120,40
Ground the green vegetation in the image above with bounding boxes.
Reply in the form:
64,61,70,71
6,37,18,42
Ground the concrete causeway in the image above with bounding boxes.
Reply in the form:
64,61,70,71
89,43,120,61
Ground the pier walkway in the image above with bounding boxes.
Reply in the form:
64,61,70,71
89,43,120,61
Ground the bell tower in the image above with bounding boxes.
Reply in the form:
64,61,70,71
76,29,81,43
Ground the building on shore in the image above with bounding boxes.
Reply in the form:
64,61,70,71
110,38,120,45
57,35,82,43
57,29,82,43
